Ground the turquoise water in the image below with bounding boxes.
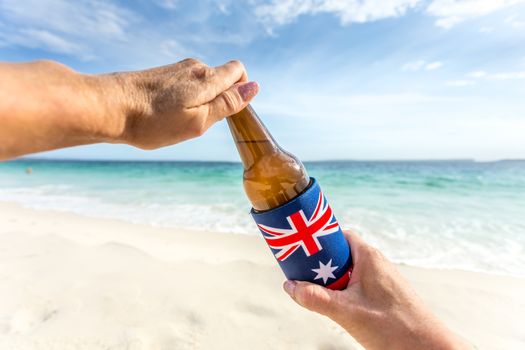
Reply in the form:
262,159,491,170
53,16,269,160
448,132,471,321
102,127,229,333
1,159,524,276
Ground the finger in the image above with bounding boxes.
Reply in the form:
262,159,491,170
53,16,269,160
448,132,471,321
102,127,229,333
192,60,248,105
212,59,248,85
283,280,339,317
205,81,259,125
343,229,369,263
342,228,361,242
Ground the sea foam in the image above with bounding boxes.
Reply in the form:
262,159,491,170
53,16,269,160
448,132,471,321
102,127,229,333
1,159,524,276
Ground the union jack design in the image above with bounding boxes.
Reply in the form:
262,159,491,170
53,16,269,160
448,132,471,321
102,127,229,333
257,191,341,261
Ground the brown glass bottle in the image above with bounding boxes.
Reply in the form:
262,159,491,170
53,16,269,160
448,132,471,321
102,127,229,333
227,105,310,211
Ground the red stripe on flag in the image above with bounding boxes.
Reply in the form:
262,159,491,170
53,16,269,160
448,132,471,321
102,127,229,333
324,222,339,230
258,224,285,236
326,266,353,290
311,192,323,220
278,245,299,261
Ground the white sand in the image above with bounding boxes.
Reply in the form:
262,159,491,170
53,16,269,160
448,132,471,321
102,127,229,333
0,201,524,349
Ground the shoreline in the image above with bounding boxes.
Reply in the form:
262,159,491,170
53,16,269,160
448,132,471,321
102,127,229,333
1,201,525,349
1,199,523,278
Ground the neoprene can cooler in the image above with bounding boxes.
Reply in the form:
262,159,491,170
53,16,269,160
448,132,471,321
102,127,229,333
251,178,353,290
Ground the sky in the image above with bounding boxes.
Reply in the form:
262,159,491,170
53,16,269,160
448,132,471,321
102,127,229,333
1,0,524,161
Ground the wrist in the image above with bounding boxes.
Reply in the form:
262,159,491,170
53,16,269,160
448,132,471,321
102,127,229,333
345,303,469,350
80,72,146,145
381,308,469,350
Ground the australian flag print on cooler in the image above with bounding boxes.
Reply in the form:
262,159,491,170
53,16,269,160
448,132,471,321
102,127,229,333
251,178,353,290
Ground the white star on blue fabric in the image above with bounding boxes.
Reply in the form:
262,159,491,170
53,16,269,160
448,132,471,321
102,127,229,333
311,259,338,284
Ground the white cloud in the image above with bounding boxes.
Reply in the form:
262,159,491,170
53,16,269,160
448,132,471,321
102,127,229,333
426,0,525,29
0,0,136,59
402,60,426,71
160,39,195,60
155,0,179,9
425,61,443,70
468,70,487,78
0,0,133,39
479,26,495,33
254,0,422,32
402,60,443,71
445,69,525,89
217,1,231,14
504,14,525,28
467,70,525,80
490,71,525,80
445,80,475,86
7,29,83,55
253,0,525,32
0,0,201,65
447,69,525,88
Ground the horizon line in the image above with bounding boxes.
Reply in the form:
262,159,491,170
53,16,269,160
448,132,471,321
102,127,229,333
12,157,525,163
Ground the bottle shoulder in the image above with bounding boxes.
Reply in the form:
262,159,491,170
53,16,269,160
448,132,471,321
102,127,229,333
243,151,309,211
243,151,307,181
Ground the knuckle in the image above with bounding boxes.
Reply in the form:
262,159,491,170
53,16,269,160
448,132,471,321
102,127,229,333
343,229,355,236
33,60,73,73
137,143,157,151
187,116,207,137
295,285,317,308
342,229,353,241
125,130,158,151
220,91,241,113
180,57,201,66
364,245,385,262
34,59,55,67
191,65,214,81
229,59,245,71
130,137,158,150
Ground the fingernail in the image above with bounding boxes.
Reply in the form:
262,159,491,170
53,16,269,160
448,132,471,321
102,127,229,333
283,280,297,297
238,81,259,101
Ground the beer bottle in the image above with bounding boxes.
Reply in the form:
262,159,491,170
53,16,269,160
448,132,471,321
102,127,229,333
227,105,353,290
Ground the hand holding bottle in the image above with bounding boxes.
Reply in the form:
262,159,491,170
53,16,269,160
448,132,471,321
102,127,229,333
106,59,259,150
283,229,471,350
0,59,258,160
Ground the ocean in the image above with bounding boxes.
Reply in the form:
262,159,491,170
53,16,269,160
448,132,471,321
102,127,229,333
1,159,524,276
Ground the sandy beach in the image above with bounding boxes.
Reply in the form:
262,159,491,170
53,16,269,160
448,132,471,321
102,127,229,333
1,201,524,350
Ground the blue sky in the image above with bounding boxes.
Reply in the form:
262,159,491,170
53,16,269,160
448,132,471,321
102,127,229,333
1,0,524,161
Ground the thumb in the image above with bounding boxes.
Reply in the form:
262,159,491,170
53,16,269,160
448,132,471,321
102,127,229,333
283,280,338,317
206,81,259,123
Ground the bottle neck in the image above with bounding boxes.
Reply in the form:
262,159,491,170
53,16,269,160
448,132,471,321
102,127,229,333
227,105,280,169
227,105,310,211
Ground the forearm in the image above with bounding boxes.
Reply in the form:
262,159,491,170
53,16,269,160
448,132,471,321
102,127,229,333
0,58,255,160
0,61,127,160
352,306,471,350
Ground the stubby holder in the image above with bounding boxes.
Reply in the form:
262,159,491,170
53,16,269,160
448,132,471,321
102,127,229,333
251,178,353,290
